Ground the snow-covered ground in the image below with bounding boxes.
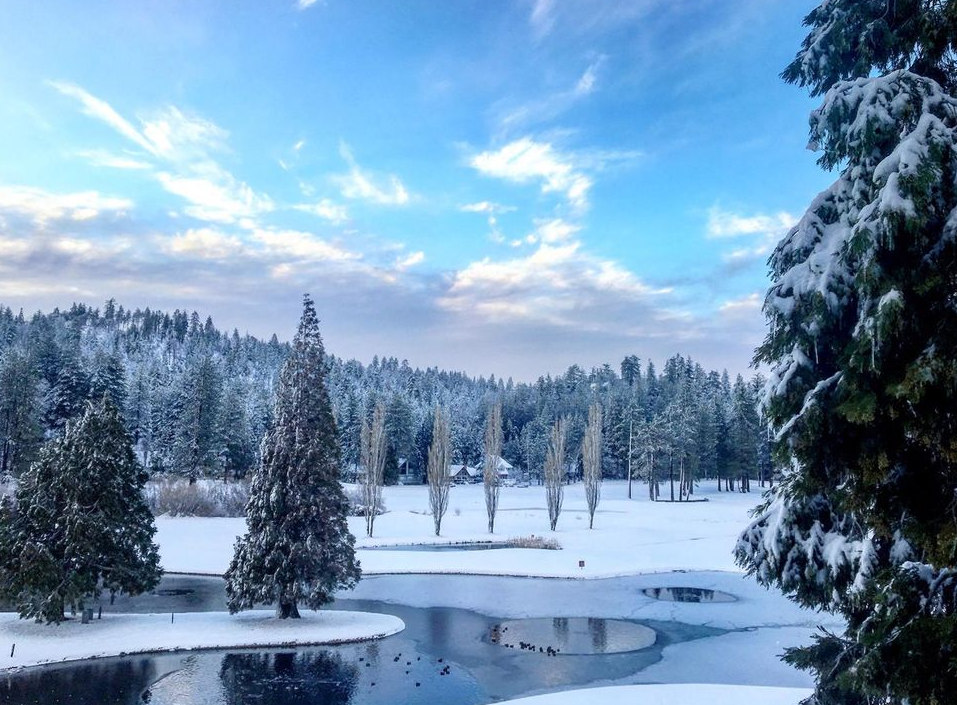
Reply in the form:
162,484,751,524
497,684,811,705
0,609,404,672
156,481,771,577
150,480,838,701
9,481,832,704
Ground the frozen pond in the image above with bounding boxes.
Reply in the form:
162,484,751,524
0,575,724,705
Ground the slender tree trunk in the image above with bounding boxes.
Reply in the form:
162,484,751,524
627,419,633,500
669,451,675,502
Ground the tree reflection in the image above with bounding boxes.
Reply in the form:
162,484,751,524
219,650,358,705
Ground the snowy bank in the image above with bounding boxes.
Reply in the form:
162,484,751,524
499,683,811,705
0,610,404,672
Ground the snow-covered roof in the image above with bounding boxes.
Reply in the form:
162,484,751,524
448,464,479,477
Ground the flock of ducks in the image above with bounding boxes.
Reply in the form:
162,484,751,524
359,623,566,691
489,624,562,656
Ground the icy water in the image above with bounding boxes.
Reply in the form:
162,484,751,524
488,617,657,655
0,575,724,705
642,587,736,603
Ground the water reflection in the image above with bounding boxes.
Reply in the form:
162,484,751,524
642,587,736,603
1,655,162,705
487,617,656,655
218,651,358,705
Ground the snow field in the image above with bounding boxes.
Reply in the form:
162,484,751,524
156,480,770,578
497,683,811,705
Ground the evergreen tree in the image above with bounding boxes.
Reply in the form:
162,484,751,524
89,351,128,415
220,381,256,481
737,4,957,703
45,351,89,432
171,356,222,481
0,397,161,623
224,296,360,619
0,350,42,477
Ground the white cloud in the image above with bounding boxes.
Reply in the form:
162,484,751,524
294,198,349,224
574,57,605,97
470,138,592,211
460,201,516,215
719,292,762,314
0,185,133,225
439,237,669,330
706,206,796,238
529,0,557,37
395,250,425,270
49,81,156,154
161,228,246,259
335,142,411,206
75,150,152,170
528,217,579,244
706,206,797,266
0,236,31,258
53,82,272,228
297,0,321,8
138,106,228,162
157,165,274,225
251,228,360,262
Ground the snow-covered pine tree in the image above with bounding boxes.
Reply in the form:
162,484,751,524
0,396,161,623
224,296,360,619
45,351,90,433
88,351,128,416
0,349,42,477
736,3,957,703
171,356,222,482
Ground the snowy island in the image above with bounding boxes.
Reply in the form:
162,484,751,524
0,609,404,672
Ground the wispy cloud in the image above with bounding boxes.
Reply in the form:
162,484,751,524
706,206,796,238
470,137,592,212
74,149,152,170
529,0,557,38
706,205,797,267
48,81,156,154
334,141,411,206
495,55,607,133
294,198,349,224
0,184,133,225
460,201,515,215
52,81,271,227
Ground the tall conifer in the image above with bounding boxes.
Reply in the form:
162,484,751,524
225,296,360,619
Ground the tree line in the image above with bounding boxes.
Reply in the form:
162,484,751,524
0,300,771,494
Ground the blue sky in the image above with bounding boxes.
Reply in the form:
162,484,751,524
0,0,826,379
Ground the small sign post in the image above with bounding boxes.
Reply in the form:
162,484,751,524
578,560,585,570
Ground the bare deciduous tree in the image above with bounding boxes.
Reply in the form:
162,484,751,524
483,401,503,533
583,403,603,529
427,406,451,536
361,401,386,537
544,416,566,531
